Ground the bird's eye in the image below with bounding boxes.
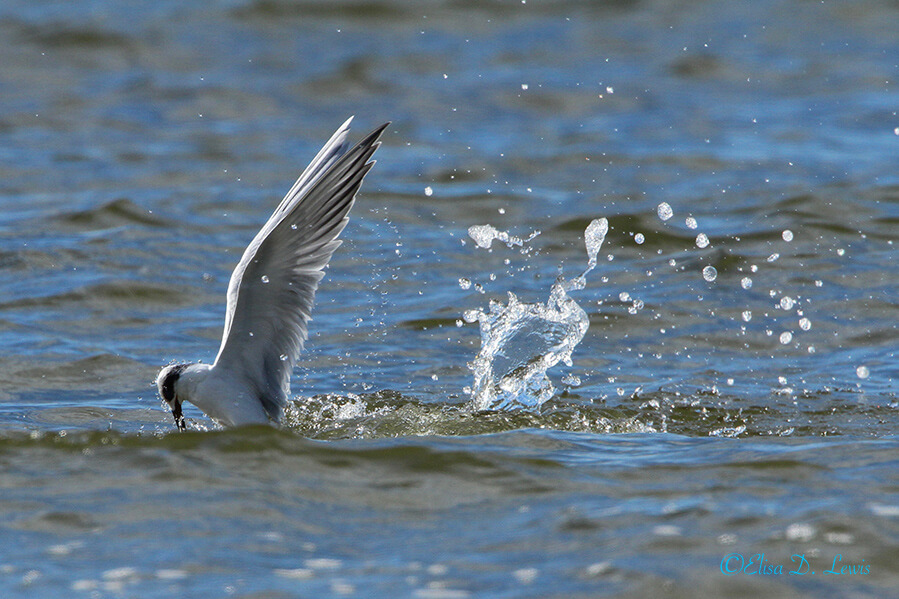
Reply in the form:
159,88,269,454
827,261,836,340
158,364,190,403
160,365,186,402
161,374,176,402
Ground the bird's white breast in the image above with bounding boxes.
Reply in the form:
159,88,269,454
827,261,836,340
179,364,270,427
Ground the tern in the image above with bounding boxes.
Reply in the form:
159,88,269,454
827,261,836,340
156,118,388,430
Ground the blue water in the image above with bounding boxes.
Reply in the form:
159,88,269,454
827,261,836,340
0,1,897,597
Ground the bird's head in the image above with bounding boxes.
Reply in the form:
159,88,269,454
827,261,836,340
156,363,190,431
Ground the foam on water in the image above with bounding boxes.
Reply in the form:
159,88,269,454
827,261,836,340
465,218,608,411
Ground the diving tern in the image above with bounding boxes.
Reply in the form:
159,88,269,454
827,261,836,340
156,118,387,430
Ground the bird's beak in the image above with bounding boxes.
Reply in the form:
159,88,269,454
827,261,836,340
171,400,186,432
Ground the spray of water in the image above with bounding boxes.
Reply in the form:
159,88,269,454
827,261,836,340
465,218,609,411
467,224,541,253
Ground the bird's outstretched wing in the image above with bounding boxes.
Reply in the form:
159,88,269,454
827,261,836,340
213,118,388,420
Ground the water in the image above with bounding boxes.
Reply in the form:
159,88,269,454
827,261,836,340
0,0,898,597
465,218,605,411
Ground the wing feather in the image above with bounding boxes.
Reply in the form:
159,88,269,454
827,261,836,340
212,120,388,420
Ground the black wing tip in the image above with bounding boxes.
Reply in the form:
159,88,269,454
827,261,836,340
340,121,389,170
358,121,390,150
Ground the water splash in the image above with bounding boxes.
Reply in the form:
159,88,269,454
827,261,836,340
467,224,541,253
465,218,609,411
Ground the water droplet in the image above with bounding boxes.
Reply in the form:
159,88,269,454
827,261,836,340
741,277,752,289
458,277,472,290
561,373,581,386
779,296,795,310
657,202,673,221
468,224,496,248
767,253,780,262
685,217,697,229
742,310,752,322
782,229,794,242
634,233,645,244
424,186,433,197
279,354,288,361
261,275,270,283
799,317,811,331
584,218,609,265
702,265,717,281
290,224,297,230
780,331,793,344
619,291,631,302
856,365,869,379
696,233,710,249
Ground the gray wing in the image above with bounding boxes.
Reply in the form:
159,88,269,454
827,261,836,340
213,118,388,420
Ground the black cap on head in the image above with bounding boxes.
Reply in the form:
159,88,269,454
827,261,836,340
157,363,189,431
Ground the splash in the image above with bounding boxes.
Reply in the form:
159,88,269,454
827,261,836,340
465,219,609,411
467,224,541,253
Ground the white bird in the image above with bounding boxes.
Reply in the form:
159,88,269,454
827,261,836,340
156,118,388,430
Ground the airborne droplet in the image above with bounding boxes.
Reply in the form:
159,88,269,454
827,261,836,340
657,202,673,221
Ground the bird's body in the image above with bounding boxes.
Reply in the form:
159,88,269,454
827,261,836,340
156,118,387,429
160,363,268,428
